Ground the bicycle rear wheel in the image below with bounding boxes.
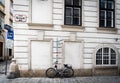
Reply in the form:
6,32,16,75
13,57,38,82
46,68,56,78
63,68,74,77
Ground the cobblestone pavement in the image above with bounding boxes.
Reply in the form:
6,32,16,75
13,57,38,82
0,75,120,83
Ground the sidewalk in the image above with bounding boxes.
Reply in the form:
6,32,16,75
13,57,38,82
0,75,120,83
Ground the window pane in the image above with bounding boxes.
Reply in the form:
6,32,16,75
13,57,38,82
111,60,116,64
66,0,73,5
107,11,113,20
107,1,114,9
73,17,79,25
100,11,105,19
96,60,102,65
65,17,72,25
100,20,105,27
107,20,112,27
74,0,80,6
74,8,80,17
100,0,106,9
103,59,109,64
96,48,102,65
110,49,116,64
66,7,72,16
103,48,109,54
103,48,109,64
0,0,5,5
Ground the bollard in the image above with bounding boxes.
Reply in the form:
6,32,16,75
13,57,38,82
7,58,20,79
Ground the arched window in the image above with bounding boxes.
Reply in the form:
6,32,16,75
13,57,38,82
96,47,116,65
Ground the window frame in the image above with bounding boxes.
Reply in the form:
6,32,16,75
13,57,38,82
96,47,117,66
64,0,82,26
99,0,115,28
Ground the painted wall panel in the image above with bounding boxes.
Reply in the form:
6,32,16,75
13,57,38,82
53,3,63,8
83,64,92,69
53,9,63,14
64,42,83,69
84,11,97,17
31,41,51,69
84,1,97,6
14,53,28,58
32,0,52,24
14,5,29,11
14,29,38,35
14,41,28,47
14,0,29,5
53,0,62,3
14,47,28,52
84,6,97,11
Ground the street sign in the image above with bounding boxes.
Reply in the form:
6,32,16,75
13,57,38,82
6,39,13,48
7,30,14,40
15,14,27,22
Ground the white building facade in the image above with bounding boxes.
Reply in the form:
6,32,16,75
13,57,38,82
13,0,120,76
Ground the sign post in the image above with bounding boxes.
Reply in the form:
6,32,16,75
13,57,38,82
4,24,14,75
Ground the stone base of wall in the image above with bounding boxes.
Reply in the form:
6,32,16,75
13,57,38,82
74,69,92,76
20,70,46,77
93,66,118,76
19,68,119,77
20,69,92,77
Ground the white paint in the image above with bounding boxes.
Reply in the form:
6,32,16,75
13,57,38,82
53,0,62,3
14,47,28,52
14,0,29,5
84,1,97,6
31,41,51,69
13,0,120,71
32,0,52,24
14,5,29,11
14,53,28,58
64,42,82,69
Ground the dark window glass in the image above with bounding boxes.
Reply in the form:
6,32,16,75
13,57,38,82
66,7,72,16
74,0,80,6
96,48,116,65
99,0,115,28
110,49,116,64
100,20,105,27
66,0,73,5
65,0,82,26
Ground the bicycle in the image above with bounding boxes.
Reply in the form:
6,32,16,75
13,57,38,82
46,64,74,78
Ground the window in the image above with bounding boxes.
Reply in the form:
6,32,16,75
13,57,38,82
96,47,116,65
65,0,82,26
0,0,5,5
10,0,13,14
99,0,115,28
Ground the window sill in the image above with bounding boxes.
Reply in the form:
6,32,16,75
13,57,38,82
95,66,118,69
61,25,85,32
97,27,117,33
97,27,117,31
27,23,53,30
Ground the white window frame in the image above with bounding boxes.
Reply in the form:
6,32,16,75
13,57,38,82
94,45,118,67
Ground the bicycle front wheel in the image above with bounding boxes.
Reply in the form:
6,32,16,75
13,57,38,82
46,68,56,78
63,68,74,77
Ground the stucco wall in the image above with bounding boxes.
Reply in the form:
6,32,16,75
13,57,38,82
13,0,120,76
